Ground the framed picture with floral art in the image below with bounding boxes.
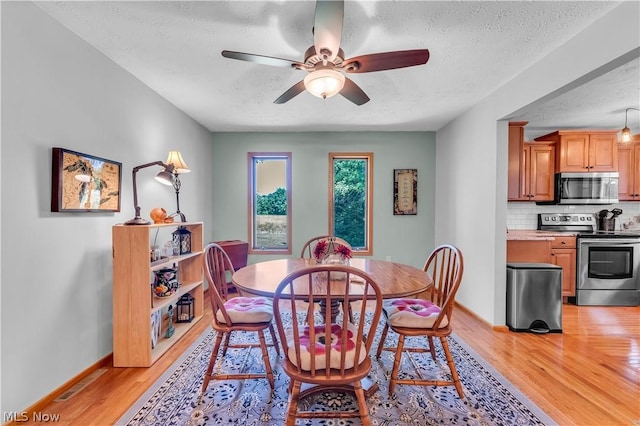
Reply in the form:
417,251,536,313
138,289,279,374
393,169,417,215
51,147,122,212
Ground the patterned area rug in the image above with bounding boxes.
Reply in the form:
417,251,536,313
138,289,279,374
118,313,556,425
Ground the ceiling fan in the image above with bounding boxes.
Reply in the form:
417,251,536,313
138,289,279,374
221,0,430,105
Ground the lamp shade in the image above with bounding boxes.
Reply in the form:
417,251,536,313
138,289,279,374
304,68,345,99
154,169,175,185
165,151,190,174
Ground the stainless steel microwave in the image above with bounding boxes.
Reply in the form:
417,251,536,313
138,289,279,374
555,172,619,205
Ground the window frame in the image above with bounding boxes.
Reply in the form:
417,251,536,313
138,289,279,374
328,152,374,256
247,152,292,255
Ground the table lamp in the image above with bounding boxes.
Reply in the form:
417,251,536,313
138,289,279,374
125,161,174,225
165,150,191,222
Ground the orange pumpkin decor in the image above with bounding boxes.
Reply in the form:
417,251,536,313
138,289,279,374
150,207,167,224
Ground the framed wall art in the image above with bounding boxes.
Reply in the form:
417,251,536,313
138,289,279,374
51,147,122,212
393,169,417,215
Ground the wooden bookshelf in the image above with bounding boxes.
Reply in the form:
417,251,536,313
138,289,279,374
112,222,204,367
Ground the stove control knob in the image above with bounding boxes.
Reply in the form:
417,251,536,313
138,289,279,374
579,217,584,221
586,217,592,221
551,217,557,221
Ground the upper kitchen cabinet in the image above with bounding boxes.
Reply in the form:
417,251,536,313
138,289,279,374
617,139,640,201
508,121,527,200
522,142,555,201
508,122,555,202
535,130,618,172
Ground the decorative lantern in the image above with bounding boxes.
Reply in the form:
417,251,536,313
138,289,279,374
176,294,195,323
172,226,192,255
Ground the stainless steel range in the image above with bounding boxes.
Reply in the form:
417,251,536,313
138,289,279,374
538,213,640,306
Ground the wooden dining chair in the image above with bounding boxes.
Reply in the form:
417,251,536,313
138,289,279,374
199,242,280,401
375,244,465,398
299,235,354,321
273,264,383,426
299,235,350,260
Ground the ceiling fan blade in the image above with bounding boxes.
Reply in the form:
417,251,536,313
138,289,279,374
313,0,344,62
222,50,303,69
340,77,370,105
342,49,430,73
274,81,306,104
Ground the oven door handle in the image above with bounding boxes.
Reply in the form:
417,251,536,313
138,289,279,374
579,239,640,245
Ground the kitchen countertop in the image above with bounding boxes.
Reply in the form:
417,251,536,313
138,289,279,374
506,230,578,241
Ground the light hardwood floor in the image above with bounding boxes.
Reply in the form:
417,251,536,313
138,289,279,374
15,297,639,426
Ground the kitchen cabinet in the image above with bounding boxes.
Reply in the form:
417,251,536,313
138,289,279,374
112,222,204,367
507,120,555,202
535,130,618,172
507,121,527,200
521,142,555,201
506,239,552,263
617,142,640,201
550,235,576,299
509,141,555,201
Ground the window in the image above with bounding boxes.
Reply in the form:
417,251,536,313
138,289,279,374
248,152,292,254
329,152,373,255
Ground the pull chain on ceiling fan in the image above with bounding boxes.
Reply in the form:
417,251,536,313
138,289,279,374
221,0,430,105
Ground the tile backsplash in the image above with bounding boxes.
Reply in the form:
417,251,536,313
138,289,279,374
507,202,640,231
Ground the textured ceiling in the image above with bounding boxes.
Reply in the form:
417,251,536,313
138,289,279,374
35,1,639,136
512,59,640,140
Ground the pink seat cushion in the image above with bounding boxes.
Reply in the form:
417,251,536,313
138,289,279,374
285,323,366,371
383,298,448,328
216,297,274,324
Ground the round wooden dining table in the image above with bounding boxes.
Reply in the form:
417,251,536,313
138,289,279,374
232,257,432,398
232,257,432,300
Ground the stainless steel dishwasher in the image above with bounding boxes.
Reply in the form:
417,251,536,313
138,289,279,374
506,263,562,333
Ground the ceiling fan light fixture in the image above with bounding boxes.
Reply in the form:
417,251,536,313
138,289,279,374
304,68,345,99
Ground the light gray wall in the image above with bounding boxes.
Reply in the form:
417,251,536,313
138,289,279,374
435,112,506,323
1,2,214,413
210,132,436,268
435,1,640,326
